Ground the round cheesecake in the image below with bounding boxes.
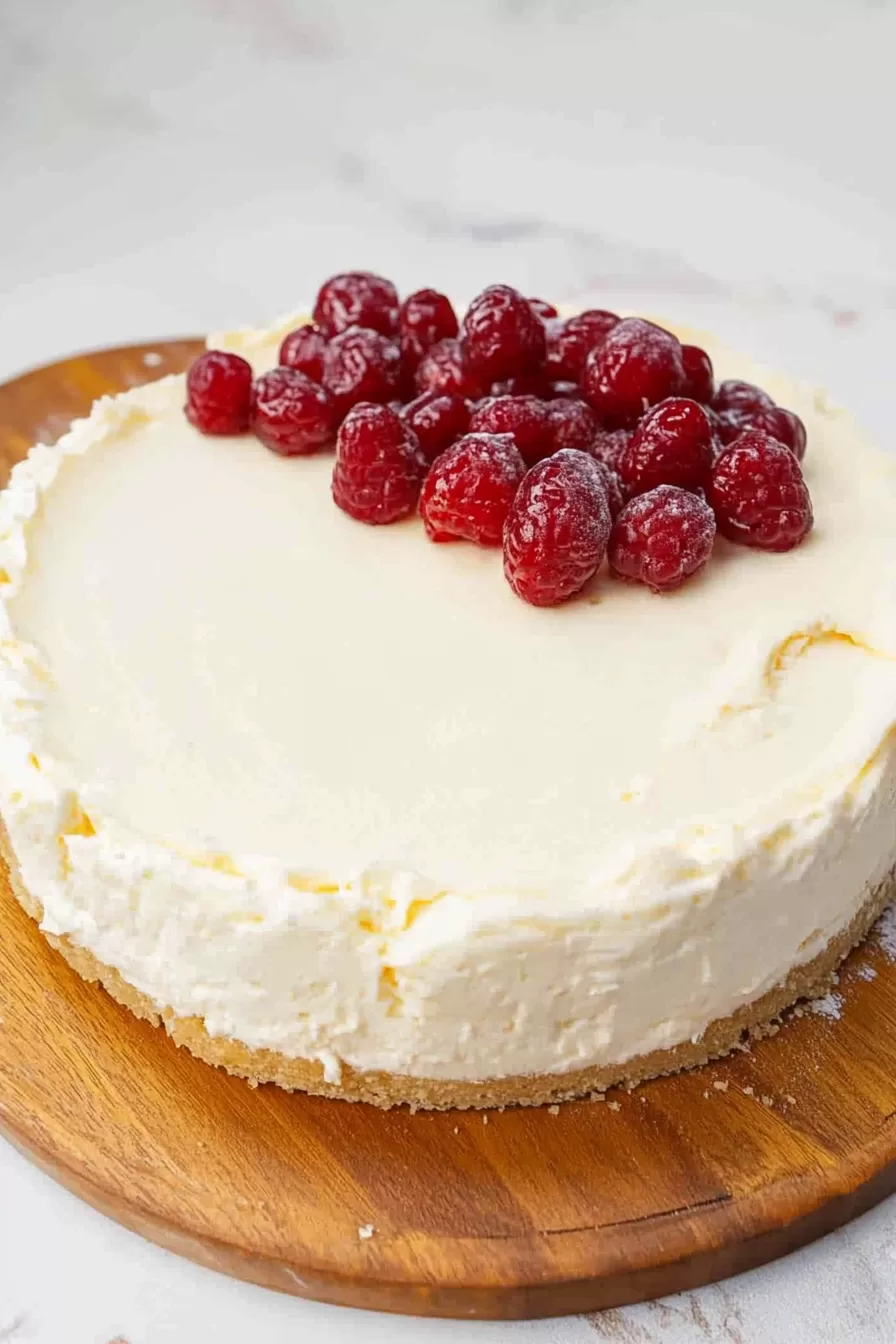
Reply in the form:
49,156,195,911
0,311,894,1109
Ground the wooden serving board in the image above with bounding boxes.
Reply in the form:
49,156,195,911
2,342,896,1320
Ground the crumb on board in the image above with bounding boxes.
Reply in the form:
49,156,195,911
743,1085,755,1096
548,1104,560,1116
482,1114,489,1124
589,1091,605,1102
358,1224,375,1240
785,1094,797,1105
713,1080,729,1092
607,1100,621,1112
761,1095,773,1107
453,1125,459,1134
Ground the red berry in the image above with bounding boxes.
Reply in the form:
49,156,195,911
528,297,559,320
250,367,334,456
740,405,807,461
469,395,552,466
592,460,626,519
416,337,486,399
185,350,253,435
322,326,402,418
332,404,427,524
400,391,470,463
680,345,714,403
489,373,547,397
582,318,685,427
589,428,632,472
547,397,599,453
503,450,612,607
461,285,546,382
278,324,328,383
313,271,399,338
609,485,716,592
399,289,458,370
618,397,714,497
545,310,620,382
420,433,526,545
707,430,813,551
712,379,773,416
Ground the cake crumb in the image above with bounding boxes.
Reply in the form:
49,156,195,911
785,1094,797,1105
808,992,842,1020
358,1224,375,1240
640,1095,647,1104
713,1080,729,1092
855,964,878,981
589,1091,605,1101
482,1114,489,1124
453,1125,459,1134
743,1085,754,1096
607,1100,621,1112
547,1104,560,1116
702,1090,710,1099
761,1095,774,1107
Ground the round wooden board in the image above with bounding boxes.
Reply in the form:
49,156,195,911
2,342,896,1320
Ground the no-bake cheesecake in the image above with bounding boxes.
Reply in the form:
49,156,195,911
1,277,894,1108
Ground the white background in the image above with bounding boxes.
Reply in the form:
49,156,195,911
1,2,896,1340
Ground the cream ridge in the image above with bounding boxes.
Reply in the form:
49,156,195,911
0,312,895,1099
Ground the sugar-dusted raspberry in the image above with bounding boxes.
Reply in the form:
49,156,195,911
313,271,399,337
250,367,335,455
415,337,486,399
618,397,714,496
546,397,598,453
420,432,526,544
545,310,620,382
322,326,402,418
582,317,685,427
680,344,714,403
469,395,552,466
712,379,774,416
503,449,612,606
185,350,253,435
399,289,458,370
609,485,716,592
489,373,547,397
399,391,470,463
588,428,632,473
592,460,626,519
278,323,328,383
707,430,813,551
332,403,428,524
528,297,559,320
461,284,546,383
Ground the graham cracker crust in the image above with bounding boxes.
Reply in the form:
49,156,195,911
4,823,893,1109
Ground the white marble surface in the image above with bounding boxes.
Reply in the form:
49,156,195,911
1,1,896,1340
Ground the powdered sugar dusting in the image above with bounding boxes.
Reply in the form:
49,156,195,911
874,903,896,960
808,991,843,1020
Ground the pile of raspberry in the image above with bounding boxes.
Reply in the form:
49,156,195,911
186,272,813,607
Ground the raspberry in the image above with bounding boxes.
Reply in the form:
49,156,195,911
313,271,399,338
399,289,458,370
712,379,773,416
332,404,427,524
707,430,813,551
546,397,598,453
469,395,552,466
609,485,716,592
185,350,253,435
545,310,619,382
582,318,685,427
592,460,625,519
400,391,470,463
725,404,807,461
461,285,546,383
588,428,632,473
503,450,612,606
489,373,547,397
250,367,334,455
415,337,486,399
322,326,402,418
618,398,714,496
680,345,714,403
278,323,328,383
528,297,559,319
419,433,526,544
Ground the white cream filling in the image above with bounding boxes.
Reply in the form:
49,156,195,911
0,315,894,1083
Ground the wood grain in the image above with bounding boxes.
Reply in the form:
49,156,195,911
1,343,896,1319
